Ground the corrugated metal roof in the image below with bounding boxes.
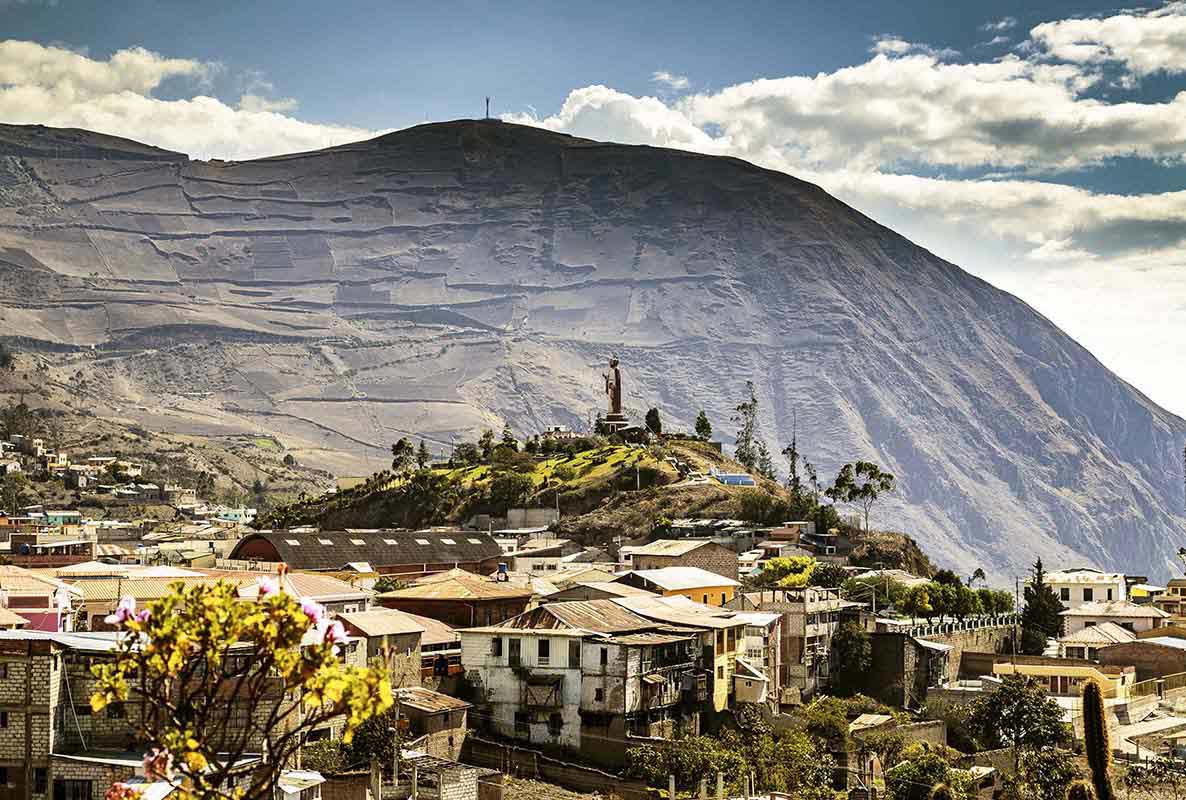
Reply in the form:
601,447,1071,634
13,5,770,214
396,686,471,713
229,529,503,571
0,606,27,627
1061,601,1169,618
631,539,719,557
622,567,740,591
1130,637,1186,651
534,600,656,633
0,565,82,596
553,581,656,599
381,568,534,601
611,595,747,630
397,610,458,647
339,608,425,637
1058,621,1137,646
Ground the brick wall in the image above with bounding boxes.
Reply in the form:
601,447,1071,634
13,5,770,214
633,543,738,581
1098,642,1186,680
48,756,131,800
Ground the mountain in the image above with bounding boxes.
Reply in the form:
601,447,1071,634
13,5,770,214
0,119,1183,580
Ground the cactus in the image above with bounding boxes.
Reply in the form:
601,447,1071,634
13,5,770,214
1081,679,1115,800
928,783,954,800
1066,780,1096,800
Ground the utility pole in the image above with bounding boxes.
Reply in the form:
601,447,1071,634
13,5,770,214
485,97,490,119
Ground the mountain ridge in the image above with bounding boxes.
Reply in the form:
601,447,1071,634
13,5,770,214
0,118,1183,580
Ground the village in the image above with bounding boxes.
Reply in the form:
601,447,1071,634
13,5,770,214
0,359,1181,800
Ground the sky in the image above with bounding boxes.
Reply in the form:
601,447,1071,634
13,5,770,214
2,0,1186,416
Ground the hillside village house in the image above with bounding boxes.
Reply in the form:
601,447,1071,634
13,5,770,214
616,567,740,607
377,567,533,628
1153,578,1186,624
459,599,709,766
1058,621,1136,659
732,611,782,703
1045,568,1128,609
992,655,1137,698
393,686,471,761
0,565,80,632
227,529,503,576
1059,600,1169,634
338,607,424,688
503,538,582,574
545,581,657,602
629,539,739,581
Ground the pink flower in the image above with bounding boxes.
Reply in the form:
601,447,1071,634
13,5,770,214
301,598,325,625
134,608,151,624
256,576,280,598
312,616,347,648
105,783,141,800
142,747,173,781
104,596,136,627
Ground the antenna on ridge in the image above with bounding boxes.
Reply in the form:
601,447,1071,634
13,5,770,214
485,97,490,119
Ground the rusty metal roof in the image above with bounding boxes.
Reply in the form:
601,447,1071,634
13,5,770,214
380,568,534,601
512,600,656,634
611,595,748,630
631,539,723,557
339,608,426,637
395,686,471,714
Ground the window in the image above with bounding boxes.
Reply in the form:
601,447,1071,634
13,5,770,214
514,711,531,737
716,631,724,651
547,712,563,736
594,688,604,701
600,648,608,667
384,538,399,545
1059,588,1070,601
0,768,7,786
318,538,335,545
720,593,726,605
509,638,521,667
1107,589,1114,601
350,539,365,545
106,703,126,719
568,639,581,667
468,538,483,544
492,637,503,657
702,594,709,604
0,711,7,728
34,768,47,794
538,638,551,665
717,665,724,679
285,539,301,546
416,538,431,545
441,538,456,545
0,663,7,679
54,780,94,800
1083,588,1094,602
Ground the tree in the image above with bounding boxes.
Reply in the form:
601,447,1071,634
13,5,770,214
0,343,12,372
92,579,391,800
782,430,805,503
950,583,983,621
695,410,712,440
1000,746,1080,800
969,568,987,587
885,743,971,800
390,437,415,473
644,407,662,436
832,461,896,530
489,471,534,510
978,588,1014,616
899,585,933,621
416,440,431,469
1021,558,1064,653
968,676,1070,752
282,453,297,467
754,556,815,589
829,621,872,696
732,381,759,470
500,424,518,452
756,440,776,480
478,429,496,462
932,569,962,586
452,442,480,466
0,473,29,516
810,561,848,589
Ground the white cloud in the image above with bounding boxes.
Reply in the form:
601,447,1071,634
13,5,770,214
976,35,1012,48
981,16,1018,32
651,70,690,91
1030,2,1186,76
0,40,375,159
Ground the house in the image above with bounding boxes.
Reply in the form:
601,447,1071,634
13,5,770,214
227,529,503,576
609,594,747,713
1098,637,1186,681
1129,583,1167,604
733,658,769,704
544,581,657,602
233,571,374,615
796,528,852,562
504,538,582,574
1153,579,1186,623
8,527,96,568
1059,600,1169,634
1057,621,1136,659
459,599,707,766
727,587,860,703
278,771,326,800
0,460,21,476
629,539,739,581
394,686,471,760
732,611,782,703
1045,568,1127,609
338,608,424,688
991,655,1137,697
616,567,740,607
400,611,461,683
0,565,81,632
377,568,534,628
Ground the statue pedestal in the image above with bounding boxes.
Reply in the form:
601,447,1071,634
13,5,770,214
604,413,628,432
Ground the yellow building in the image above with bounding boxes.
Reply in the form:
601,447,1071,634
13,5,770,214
617,566,739,607
992,656,1136,698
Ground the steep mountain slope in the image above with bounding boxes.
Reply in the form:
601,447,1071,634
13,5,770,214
0,120,1183,579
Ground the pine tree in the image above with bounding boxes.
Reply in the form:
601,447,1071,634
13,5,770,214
416,440,431,469
694,410,712,440
1021,558,1064,653
645,407,662,436
756,440,776,480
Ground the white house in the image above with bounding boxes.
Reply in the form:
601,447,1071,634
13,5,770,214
1060,600,1169,634
1045,568,1127,609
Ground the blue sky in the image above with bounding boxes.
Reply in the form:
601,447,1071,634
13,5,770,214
3,0,1186,415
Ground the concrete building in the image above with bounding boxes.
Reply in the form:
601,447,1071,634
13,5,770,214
1098,637,1186,681
1153,579,1186,624
629,540,739,581
1045,568,1128,610
727,587,859,703
395,687,471,761
1057,621,1136,660
459,599,707,766
378,568,533,628
991,655,1137,698
1059,600,1169,634
338,608,424,688
615,567,739,607
544,581,657,603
